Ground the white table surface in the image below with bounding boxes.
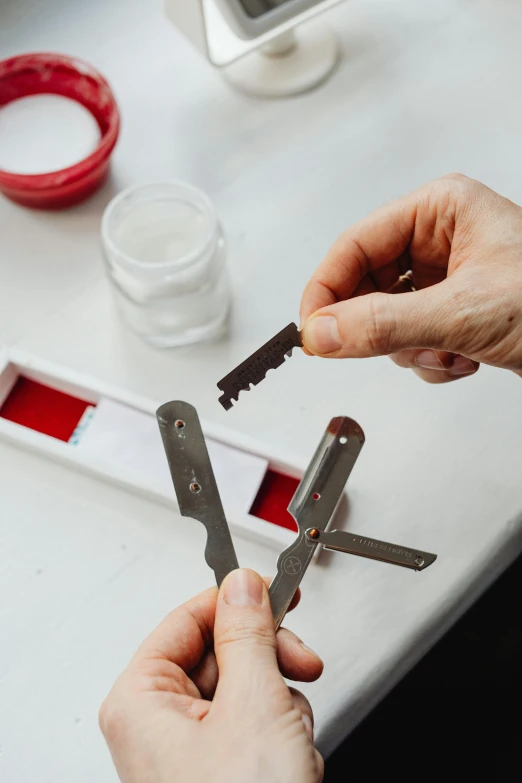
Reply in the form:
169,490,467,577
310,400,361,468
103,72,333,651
2,0,522,780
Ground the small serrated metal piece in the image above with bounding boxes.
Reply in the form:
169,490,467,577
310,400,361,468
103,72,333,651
217,323,302,411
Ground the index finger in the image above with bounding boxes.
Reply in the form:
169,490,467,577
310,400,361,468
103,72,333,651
134,581,301,672
135,586,217,672
300,191,419,322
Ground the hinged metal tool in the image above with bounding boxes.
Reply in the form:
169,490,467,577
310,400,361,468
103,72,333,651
157,401,437,626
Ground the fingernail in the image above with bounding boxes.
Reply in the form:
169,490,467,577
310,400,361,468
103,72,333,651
449,356,477,376
224,569,263,606
301,713,314,741
415,350,445,370
304,316,341,354
300,640,323,663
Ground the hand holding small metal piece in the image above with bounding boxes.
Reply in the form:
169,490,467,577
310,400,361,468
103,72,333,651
216,272,417,411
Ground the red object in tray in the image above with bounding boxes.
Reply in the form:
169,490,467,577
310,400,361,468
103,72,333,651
250,470,299,531
0,52,120,209
0,375,299,531
0,377,92,442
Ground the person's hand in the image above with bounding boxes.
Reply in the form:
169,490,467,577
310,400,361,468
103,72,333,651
99,570,324,783
300,173,522,382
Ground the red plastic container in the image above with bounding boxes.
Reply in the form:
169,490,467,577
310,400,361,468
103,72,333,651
0,53,120,209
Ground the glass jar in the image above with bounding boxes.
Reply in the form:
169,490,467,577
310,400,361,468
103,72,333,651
101,181,231,347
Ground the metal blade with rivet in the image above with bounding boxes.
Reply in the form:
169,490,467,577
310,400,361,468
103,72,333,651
304,528,437,570
269,416,437,630
156,400,239,587
269,417,366,629
217,322,302,411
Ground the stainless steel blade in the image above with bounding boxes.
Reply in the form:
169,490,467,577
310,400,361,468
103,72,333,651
269,417,365,629
305,528,437,570
156,400,239,587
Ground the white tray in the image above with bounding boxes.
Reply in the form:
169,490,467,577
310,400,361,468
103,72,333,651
0,347,317,551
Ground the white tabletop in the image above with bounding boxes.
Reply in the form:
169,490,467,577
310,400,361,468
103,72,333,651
2,1,522,781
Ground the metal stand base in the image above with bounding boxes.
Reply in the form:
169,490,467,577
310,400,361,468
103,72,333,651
222,22,339,98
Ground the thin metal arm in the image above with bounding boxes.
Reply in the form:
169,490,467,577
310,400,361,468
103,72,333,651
306,528,437,571
269,417,365,629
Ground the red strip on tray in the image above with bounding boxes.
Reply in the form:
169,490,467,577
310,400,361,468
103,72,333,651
250,470,299,531
0,377,92,442
1,375,298,530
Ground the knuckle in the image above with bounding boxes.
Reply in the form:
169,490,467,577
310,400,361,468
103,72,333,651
218,617,275,651
288,686,313,714
365,293,395,355
442,171,469,183
437,172,482,205
388,350,413,368
98,696,128,744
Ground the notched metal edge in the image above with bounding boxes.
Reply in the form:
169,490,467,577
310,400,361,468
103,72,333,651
216,323,302,410
217,352,297,408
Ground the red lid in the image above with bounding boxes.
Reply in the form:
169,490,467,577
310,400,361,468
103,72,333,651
0,52,120,209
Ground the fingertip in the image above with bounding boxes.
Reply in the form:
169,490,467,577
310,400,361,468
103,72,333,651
302,313,342,356
276,629,324,682
220,568,267,607
448,356,480,376
298,640,323,667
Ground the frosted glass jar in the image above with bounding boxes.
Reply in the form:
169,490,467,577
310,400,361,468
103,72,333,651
101,181,231,347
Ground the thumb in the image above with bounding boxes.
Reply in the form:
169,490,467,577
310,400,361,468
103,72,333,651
302,283,456,358
213,569,283,706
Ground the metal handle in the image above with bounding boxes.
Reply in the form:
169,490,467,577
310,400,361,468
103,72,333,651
156,401,239,587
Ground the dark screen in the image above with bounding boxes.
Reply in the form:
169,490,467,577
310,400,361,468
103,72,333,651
238,0,292,19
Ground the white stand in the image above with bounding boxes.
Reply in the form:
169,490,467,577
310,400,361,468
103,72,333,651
222,22,339,98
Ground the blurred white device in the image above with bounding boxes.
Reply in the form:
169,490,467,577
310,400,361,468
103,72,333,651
164,0,344,97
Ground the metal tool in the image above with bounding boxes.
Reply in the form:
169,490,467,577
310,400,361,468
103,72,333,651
216,272,418,411
269,416,436,628
157,402,437,627
304,529,436,571
269,416,365,628
217,322,302,411
157,400,239,586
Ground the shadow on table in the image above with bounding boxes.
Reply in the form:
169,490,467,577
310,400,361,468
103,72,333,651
325,550,522,780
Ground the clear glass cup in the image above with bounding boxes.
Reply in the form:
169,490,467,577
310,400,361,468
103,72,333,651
101,181,231,347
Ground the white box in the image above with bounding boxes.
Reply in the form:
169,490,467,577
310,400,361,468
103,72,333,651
0,347,310,551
